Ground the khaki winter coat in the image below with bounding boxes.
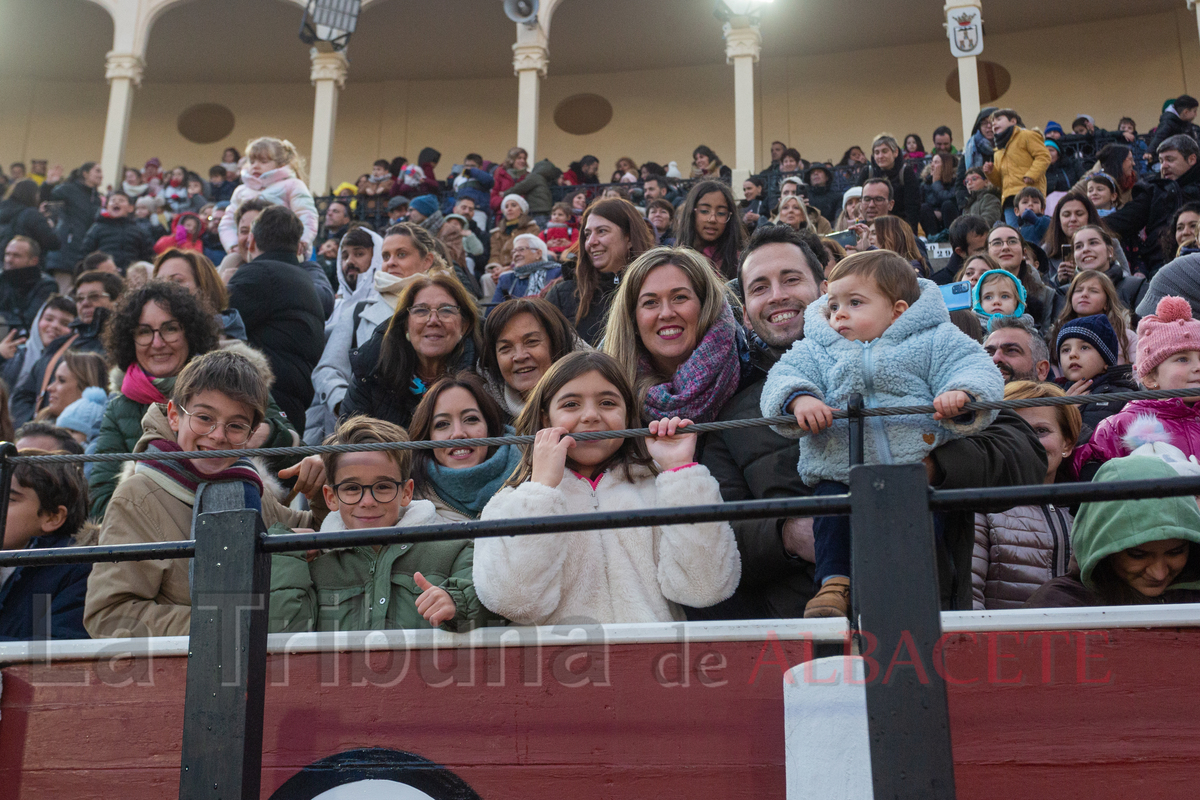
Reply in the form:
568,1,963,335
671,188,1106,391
83,404,320,638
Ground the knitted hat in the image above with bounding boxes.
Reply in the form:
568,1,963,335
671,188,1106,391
386,195,410,211
1136,254,1200,320
1056,313,1118,367
144,157,161,168
500,193,529,215
409,194,439,218
1136,295,1200,380
841,186,863,212
443,213,469,226
56,386,108,440
1044,139,1061,153
1045,121,1064,136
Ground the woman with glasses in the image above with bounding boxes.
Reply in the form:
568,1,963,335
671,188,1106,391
87,281,300,518
407,373,522,523
342,272,482,429
672,180,747,280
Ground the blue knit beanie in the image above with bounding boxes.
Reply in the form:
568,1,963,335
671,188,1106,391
1045,121,1064,136
1057,313,1119,367
410,195,439,218
55,386,108,441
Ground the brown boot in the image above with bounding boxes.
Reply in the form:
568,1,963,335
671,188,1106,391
803,576,851,618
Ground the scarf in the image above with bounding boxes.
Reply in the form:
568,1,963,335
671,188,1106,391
424,438,522,518
512,259,556,297
993,125,1015,150
639,302,742,423
121,363,170,405
374,270,424,311
135,439,263,511
419,208,445,235
122,181,150,199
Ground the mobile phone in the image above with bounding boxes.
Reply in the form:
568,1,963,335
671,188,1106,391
939,280,973,312
829,229,858,248
1061,245,1073,263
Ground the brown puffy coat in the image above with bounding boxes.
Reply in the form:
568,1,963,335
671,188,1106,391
489,216,540,267
972,503,1073,609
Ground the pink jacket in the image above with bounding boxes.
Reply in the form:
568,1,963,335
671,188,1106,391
218,166,318,251
1072,398,1200,474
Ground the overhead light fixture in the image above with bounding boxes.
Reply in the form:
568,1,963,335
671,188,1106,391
713,0,773,25
299,0,361,52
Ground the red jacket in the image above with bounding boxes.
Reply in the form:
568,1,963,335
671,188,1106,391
539,223,579,254
152,212,204,255
1072,398,1200,475
490,167,522,212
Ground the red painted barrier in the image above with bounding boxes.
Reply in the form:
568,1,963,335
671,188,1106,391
1,623,1198,798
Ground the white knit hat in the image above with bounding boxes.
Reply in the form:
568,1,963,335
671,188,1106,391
501,194,529,215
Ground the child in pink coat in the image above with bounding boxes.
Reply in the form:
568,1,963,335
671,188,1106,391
217,137,319,256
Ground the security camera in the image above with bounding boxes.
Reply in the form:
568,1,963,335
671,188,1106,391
504,0,539,26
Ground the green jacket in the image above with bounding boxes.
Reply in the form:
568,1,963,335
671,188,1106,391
88,356,300,519
1073,456,1200,591
268,499,494,633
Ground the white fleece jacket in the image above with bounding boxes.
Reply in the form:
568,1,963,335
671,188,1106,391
474,464,740,625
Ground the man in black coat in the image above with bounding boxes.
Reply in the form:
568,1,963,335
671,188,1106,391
0,236,57,331
861,135,921,231
78,192,154,270
695,225,1047,618
1106,134,1200,274
228,205,325,436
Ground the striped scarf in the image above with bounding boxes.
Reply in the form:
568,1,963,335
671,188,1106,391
639,302,743,423
135,439,264,513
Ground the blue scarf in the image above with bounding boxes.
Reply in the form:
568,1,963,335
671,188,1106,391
424,438,522,519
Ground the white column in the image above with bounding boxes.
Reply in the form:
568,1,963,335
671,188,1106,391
513,36,549,162
945,2,984,146
1190,1,1200,48
724,23,762,197
100,52,145,195
309,49,349,196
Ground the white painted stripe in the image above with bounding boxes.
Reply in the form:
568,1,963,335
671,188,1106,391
2,605,1198,666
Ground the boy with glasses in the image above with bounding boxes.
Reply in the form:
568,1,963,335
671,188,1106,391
269,415,486,633
84,350,326,638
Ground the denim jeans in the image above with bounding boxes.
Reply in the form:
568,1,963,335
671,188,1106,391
812,480,851,585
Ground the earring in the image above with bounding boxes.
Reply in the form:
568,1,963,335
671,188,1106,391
405,332,411,342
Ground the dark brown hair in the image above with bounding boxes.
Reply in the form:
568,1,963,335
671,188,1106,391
480,298,578,388
572,199,654,326
172,349,271,430
408,372,507,488
378,273,481,389
827,249,920,306
12,450,88,540
153,248,229,313
103,280,219,372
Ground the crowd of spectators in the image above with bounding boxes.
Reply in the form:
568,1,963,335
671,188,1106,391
3,98,1200,641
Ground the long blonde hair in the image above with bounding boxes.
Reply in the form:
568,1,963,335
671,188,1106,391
601,246,733,400
246,136,308,184
774,195,811,230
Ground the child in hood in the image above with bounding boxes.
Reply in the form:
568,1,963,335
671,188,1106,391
972,268,1034,333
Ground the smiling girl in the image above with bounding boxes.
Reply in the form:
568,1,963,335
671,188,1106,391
474,351,740,625
1071,225,1147,313
1074,296,1200,477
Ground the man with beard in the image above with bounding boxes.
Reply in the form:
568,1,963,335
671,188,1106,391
984,316,1051,383
696,226,1046,617
337,226,374,293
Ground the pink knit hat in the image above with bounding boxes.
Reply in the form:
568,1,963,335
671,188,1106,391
1136,296,1200,380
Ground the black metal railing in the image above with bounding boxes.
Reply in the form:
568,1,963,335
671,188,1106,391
3,386,1200,798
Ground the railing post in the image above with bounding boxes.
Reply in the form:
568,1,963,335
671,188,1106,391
0,442,17,545
849,463,956,799
847,393,865,467
179,482,271,800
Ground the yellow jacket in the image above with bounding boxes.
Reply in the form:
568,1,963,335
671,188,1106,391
988,127,1051,202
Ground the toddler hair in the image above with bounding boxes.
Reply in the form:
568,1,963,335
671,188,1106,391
826,249,920,306
245,136,307,184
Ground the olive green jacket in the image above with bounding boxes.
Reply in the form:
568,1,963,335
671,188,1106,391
268,499,494,633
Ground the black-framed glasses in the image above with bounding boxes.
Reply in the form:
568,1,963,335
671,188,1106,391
409,305,461,321
331,480,402,505
133,320,184,346
177,403,253,445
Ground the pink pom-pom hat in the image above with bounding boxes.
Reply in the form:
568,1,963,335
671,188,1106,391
1135,296,1200,381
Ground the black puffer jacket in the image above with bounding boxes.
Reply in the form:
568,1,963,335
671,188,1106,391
545,266,622,347
342,329,477,431
0,200,60,254
0,266,57,331
863,158,921,231
46,180,100,274
79,215,155,269
1106,161,1200,272
227,251,326,436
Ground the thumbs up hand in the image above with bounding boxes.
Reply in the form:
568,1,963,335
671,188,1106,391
413,571,457,628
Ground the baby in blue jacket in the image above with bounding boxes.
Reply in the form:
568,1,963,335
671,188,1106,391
761,250,1004,618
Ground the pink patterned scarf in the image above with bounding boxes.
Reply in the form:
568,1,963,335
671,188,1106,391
639,302,742,423
121,363,169,405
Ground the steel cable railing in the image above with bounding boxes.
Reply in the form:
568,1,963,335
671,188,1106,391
10,386,1200,465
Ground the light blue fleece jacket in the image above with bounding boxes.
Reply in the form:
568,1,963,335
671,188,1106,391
760,278,1004,486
